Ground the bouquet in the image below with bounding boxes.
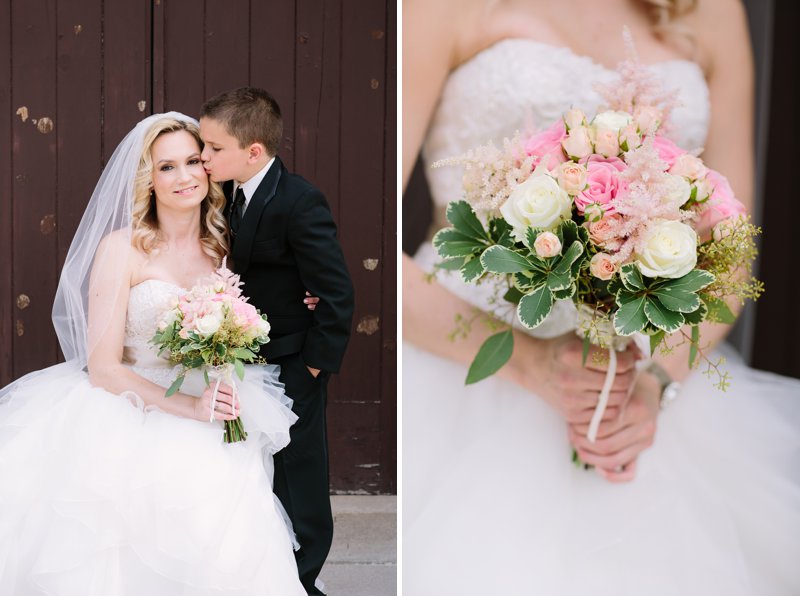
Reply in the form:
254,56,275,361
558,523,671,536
432,41,762,444
151,261,272,443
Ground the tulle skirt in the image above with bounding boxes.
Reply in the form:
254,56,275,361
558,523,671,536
0,362,305,595
402,341,800,595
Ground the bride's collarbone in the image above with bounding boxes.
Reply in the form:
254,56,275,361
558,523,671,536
459,2,689,71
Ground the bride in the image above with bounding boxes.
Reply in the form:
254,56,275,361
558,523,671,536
403,0,800,594
0,113,306,595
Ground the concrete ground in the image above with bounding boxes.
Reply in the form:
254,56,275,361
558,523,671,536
318,495,397,596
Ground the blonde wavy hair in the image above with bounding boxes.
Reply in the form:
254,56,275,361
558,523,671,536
637,0,699,58
131,118,229,265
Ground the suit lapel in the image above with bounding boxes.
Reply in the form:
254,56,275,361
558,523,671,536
231,157,284,275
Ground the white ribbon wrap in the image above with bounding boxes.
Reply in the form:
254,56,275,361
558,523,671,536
576,306,633,444
207,363,239,423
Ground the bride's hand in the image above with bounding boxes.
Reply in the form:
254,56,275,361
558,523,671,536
509,332,641,425
194,383,240,422
567,372,661,482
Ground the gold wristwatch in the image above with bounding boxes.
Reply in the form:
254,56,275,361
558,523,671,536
645,361,681,409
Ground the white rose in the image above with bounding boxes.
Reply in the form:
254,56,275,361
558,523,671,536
591,110,632,134
635,220,698,279
195,313,223,337
258,318,271,338
500,173,573,240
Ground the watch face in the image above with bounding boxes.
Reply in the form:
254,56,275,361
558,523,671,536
663,382,681,403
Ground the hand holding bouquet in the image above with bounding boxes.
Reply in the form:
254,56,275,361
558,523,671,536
433,38,762,444
151,261,271,443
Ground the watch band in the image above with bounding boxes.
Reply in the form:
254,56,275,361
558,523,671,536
645,361,681,409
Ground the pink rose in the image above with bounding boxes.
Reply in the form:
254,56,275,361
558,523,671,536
651,135,686,168
669,154,708,181
589,253,617,280
556,162,587,195
574,156,627,214
533,231,562,258
694,169,747,236
561,126,593,160
525,120,568,170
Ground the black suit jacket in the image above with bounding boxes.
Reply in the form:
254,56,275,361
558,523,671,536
227,157,354,373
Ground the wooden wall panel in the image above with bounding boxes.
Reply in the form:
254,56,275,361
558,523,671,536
333,0,389,492
11,0,60,376
249,1,296,170
0,0,12,385
102,0,151,159
56,0,102,271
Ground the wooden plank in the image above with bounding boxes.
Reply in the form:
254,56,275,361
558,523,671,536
161,0,204,114
0,0,12,384
328,401,382,492
102,0,150,161
11,0,60,377
249,0,296,170
379,0,397,494
56,0,102,283
203,0,250,99
331,0,388,492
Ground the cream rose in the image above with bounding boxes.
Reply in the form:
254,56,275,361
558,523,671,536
633,105,663,135
669,154,708,181
500,173,573,240
592,128,620,158
563,108,587,131
557,162,587,195
635,220,698,279
589,252,616,280
561,127,593,160
533,231,562,258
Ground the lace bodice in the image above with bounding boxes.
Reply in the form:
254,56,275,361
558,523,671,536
417,39,711,338
123,279,184,387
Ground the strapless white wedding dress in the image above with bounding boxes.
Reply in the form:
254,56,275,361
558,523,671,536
404,40,800,595
0,279,305,595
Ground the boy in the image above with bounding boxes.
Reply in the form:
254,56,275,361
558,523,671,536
200,87,354,595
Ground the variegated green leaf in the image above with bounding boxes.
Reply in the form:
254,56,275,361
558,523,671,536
517,285,554,329
620,263,645,291
613,295,648,336
644,297,685,333
460,256,485,283
651,287,701,313
481,245,532,274
446,200,487,240
661,269,715,294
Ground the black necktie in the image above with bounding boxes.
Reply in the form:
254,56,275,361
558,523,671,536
230,187,246,235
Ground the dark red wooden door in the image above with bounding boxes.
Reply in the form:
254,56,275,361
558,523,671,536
0,0,396,494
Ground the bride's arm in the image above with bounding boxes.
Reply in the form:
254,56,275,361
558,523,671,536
85,233,236,422
403,0,638,422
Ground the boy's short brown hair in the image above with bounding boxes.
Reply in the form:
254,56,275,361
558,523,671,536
200,87,283,155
